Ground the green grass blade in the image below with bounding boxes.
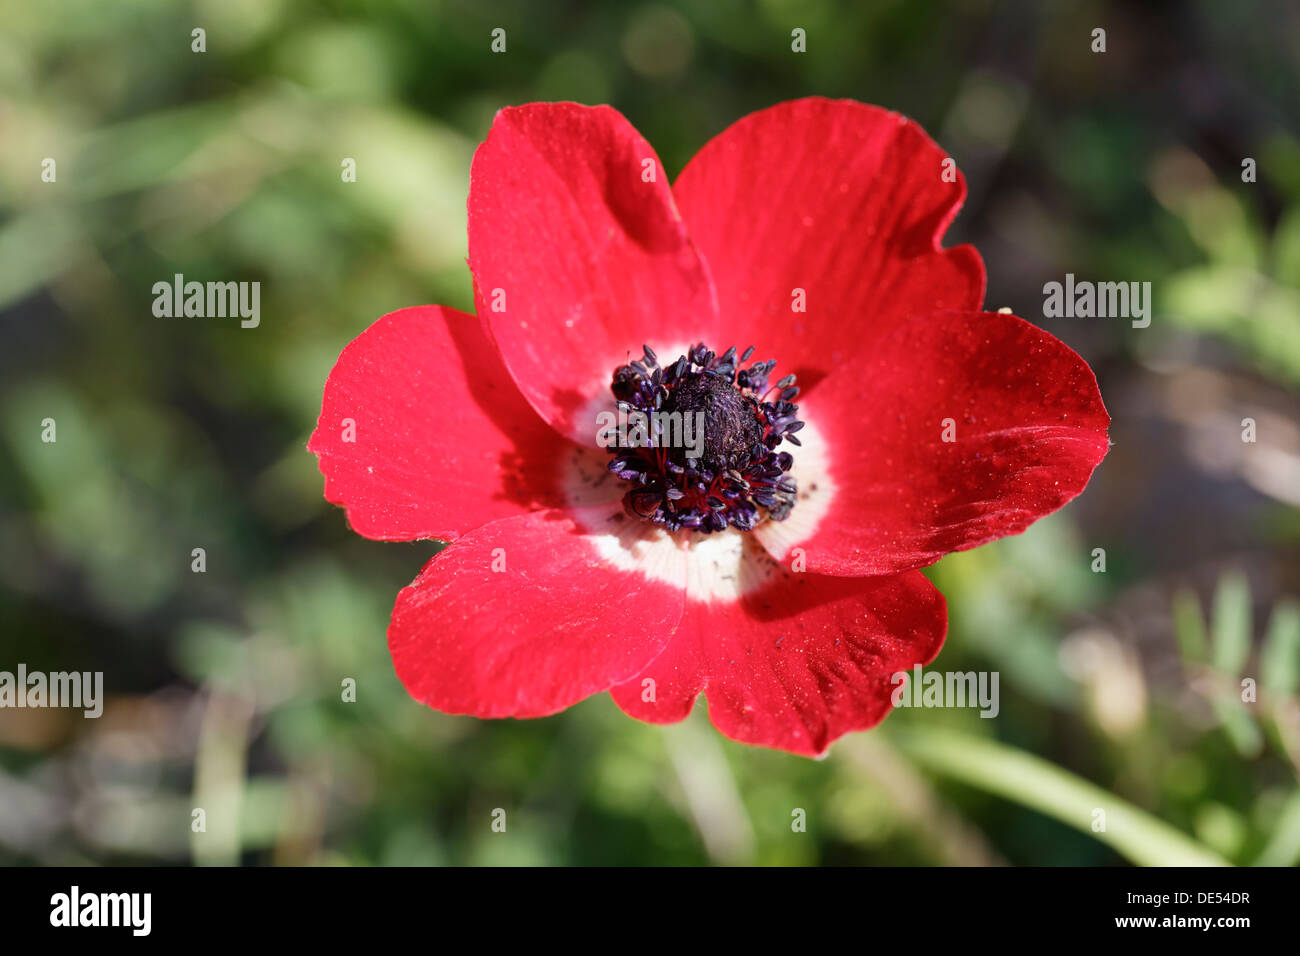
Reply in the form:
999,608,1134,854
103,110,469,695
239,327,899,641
1211,572,1252,675
1261,600,1300,697
1172,589,1208,664
888,727,1230,867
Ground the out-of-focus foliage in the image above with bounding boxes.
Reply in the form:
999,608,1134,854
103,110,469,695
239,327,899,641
0,0,1297,865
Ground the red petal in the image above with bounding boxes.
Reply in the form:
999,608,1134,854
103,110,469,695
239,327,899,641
611,565,946,756
308,305,565,542
390,508,686,718
758,310,1110,576
673,97,984,380
468,102,717,444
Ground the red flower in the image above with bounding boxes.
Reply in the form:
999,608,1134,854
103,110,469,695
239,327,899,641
308,99,1109,756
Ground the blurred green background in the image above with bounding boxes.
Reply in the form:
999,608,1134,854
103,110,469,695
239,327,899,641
1,0,1298,866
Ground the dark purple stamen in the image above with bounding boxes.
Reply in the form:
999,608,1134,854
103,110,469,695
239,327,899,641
605,342,802,534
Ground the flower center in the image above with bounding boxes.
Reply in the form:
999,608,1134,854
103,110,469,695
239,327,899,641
604,343,804,533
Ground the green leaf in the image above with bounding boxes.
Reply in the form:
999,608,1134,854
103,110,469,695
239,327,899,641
1211,573,1252,675
1255,790,1300,867
1210,695,1263,756
1209,573,1262,755
1261,600,1300,696
888,727,1230,867
1172,589,1208,663
0,209,82,310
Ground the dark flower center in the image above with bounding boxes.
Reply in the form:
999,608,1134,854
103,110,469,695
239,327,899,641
605,343,804,534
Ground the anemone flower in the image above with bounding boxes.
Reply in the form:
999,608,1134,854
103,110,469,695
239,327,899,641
309,98,1109,756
